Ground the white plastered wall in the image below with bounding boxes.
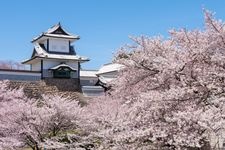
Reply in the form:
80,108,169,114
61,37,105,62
49,38,69,53
43,59,78,70
31,61,41,71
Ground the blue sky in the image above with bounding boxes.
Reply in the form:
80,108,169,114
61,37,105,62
0,0,225,69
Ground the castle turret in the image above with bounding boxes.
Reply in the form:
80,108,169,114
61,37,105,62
22,23,89,79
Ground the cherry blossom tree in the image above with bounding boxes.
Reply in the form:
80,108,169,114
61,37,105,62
1,9,225,150
0,80,83,150
84,10,225,149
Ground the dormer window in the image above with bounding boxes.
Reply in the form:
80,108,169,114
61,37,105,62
49,63,77,78
53,67,71,78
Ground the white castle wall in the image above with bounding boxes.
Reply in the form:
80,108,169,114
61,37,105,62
32,61,41,71
43,59,78,70
0,70,41,81
49,38,69,53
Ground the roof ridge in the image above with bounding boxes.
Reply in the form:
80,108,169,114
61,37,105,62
31,23,80,43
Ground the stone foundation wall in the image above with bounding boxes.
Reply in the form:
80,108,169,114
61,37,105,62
8,80,87,105
8,81,54,99
44,78,81,92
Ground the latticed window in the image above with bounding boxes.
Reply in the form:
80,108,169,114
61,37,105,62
53,67,71,78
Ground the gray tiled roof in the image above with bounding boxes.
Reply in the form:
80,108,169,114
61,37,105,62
22,43,89,64
32,23,80,42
